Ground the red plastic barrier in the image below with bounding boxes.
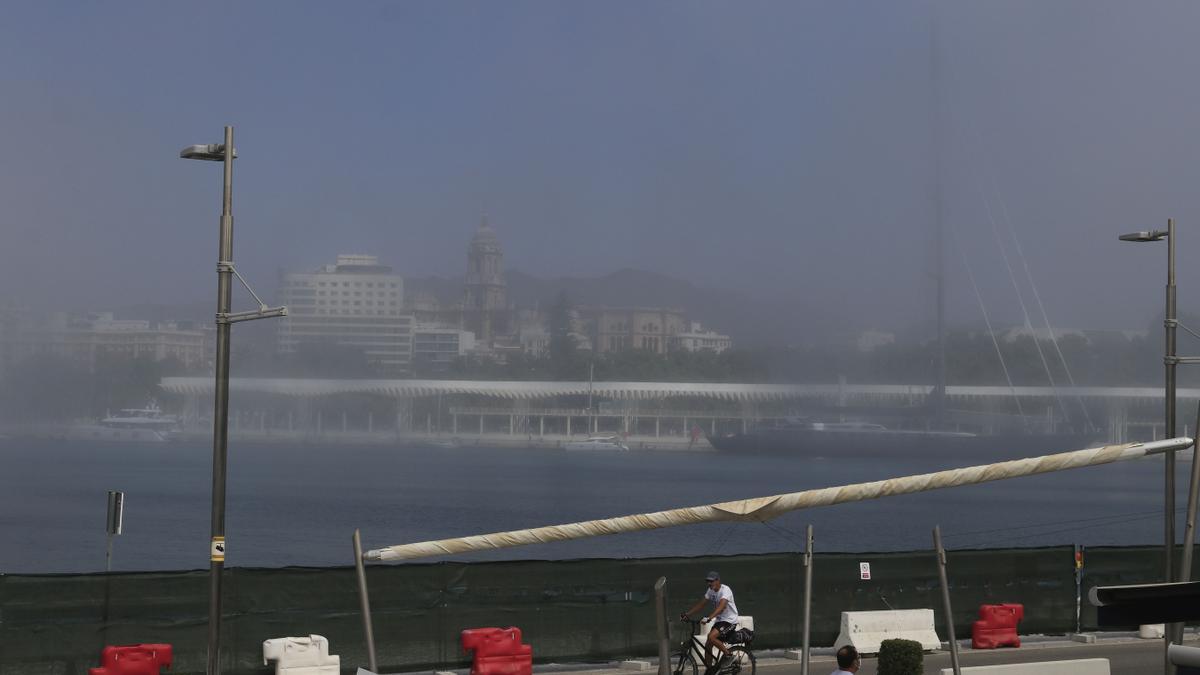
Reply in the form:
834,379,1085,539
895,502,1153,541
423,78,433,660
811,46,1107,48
972,604,1023,649
89,644,173,675
462,627,532,675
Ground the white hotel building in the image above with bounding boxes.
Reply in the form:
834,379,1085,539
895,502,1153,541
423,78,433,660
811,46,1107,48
276,255,414,374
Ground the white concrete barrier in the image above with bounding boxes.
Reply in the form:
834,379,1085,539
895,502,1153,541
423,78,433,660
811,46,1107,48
939,658,1110,674
263,635,340,675
832,609,940,655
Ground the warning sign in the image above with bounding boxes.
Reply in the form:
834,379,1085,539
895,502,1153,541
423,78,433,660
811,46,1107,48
859,562,871,580
211,536,226,562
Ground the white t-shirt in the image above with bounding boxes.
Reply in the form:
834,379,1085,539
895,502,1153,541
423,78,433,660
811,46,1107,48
704,584,739,624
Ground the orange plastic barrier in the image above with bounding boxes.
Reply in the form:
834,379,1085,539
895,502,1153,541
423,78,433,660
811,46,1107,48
89,644,173,675
971,604,1023,649
462,627,532,675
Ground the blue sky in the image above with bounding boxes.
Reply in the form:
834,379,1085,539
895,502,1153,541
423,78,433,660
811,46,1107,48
3,1,1200,333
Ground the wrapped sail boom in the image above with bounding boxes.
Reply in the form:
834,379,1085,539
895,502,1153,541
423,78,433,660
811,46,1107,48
365,438,1193,562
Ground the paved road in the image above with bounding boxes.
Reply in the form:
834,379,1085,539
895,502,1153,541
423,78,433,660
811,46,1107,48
536,636,1191,675
803,639,1166,674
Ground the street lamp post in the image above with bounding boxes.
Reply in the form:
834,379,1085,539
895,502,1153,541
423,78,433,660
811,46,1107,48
1119,218,1180,673
1120,220,1177,584
181,126,285,675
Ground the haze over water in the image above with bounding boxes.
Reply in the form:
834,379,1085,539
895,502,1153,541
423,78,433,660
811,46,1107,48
0,438,1172,574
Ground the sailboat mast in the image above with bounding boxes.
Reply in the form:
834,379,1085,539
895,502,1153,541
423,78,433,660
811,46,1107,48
931,5,947,428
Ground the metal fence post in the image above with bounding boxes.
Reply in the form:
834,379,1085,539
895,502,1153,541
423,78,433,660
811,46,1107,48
353,529,379,673
933,526,960,675
655,577,670,675
801,525,813,675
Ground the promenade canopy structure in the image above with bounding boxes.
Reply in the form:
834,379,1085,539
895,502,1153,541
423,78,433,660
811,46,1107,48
160,377,1200,405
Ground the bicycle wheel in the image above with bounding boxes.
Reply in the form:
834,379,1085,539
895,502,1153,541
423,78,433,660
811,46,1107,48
676,648,700,672
726,646,755,675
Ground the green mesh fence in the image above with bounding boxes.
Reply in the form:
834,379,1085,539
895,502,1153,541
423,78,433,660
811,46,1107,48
0,546,1166,675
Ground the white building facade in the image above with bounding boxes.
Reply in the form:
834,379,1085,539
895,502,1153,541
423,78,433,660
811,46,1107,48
0,310,208,372
669,322,733,353
276,255,414,374
413,325,475,373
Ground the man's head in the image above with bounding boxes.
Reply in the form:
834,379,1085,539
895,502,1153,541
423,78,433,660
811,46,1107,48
705,571,720,590
835,645,859,671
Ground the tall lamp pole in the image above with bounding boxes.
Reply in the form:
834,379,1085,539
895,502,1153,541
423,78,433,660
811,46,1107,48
1120,220,1177,582
181,127,285,675
1119,218,1178,673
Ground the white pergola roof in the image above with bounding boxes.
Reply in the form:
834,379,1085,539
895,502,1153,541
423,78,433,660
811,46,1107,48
159,377,1198,404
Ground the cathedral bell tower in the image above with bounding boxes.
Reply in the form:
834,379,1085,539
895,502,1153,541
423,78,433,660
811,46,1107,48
463,217,507,344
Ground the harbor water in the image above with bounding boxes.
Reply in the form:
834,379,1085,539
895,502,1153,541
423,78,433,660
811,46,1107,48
0,437,1179,573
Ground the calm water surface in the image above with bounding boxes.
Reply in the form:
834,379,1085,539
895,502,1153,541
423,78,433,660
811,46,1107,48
0,438,1175,573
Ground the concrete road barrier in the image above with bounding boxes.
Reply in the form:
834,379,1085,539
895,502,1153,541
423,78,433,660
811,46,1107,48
263,635,340,675
832,609,940,654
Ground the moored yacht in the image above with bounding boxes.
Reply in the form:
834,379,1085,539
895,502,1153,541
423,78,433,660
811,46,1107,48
563,435,630,452
64,402,181,443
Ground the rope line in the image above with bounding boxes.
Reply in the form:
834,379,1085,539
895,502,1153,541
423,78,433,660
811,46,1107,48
941,507,1165,540
980,184,1073,426
993,182,1096,432
962,511,1163,547
949,216,1028,427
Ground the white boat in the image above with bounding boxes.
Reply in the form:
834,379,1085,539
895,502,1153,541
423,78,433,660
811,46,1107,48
563,435,630,452
64,402,180,443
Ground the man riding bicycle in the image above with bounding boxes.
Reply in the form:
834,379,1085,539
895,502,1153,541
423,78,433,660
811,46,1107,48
680,571,739,671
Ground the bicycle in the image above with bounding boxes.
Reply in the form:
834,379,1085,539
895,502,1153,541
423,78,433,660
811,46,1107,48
672,619,756,675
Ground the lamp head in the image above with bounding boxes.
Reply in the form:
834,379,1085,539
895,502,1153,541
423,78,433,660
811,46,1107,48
180,144,236,161
1119,230,1168,242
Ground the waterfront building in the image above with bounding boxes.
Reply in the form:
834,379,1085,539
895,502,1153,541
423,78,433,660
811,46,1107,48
669,322,733,353
518,323,550,358
413,325,475,374
579,306,687,354
1,310,208,372
276,254,414,374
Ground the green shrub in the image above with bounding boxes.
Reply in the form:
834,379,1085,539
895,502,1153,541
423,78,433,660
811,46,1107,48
877,638,923,675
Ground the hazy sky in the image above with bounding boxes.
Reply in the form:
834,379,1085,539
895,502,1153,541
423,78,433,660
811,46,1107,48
3,1,1200,334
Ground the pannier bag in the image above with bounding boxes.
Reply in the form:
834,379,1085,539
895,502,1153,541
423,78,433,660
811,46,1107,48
730,628,754,644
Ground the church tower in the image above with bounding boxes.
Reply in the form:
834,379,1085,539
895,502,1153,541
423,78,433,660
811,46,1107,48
463,217,507,344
